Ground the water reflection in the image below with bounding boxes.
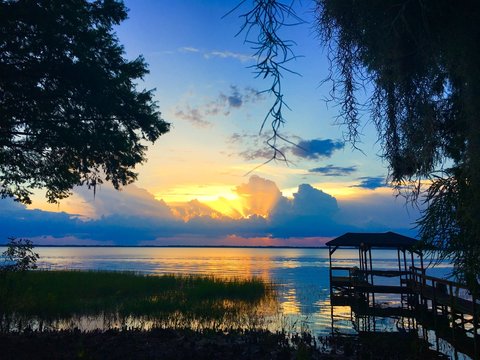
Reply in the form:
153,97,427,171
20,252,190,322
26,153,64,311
0,247,454,338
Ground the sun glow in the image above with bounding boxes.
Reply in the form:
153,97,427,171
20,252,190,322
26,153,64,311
204,196,245,219
155,184,249,219
154,184,239,203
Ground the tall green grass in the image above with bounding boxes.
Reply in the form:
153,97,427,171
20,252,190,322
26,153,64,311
0,270,277,331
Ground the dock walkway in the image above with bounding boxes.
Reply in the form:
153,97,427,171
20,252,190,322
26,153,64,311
330,265,479,359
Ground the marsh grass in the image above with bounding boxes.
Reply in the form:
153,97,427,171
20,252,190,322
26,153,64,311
0,270,278,331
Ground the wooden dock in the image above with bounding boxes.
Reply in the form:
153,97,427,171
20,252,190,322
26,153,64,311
330,265,480,359
326,232,479,358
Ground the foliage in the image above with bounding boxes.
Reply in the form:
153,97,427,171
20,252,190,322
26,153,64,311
1,237,39,272
239,1,480,289
232,0,303,164
0,0,169,204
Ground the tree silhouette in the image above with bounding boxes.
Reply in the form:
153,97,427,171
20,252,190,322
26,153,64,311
238,0,480,288
0,0,169,204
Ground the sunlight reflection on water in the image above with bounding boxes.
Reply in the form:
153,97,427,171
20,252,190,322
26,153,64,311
0,246,453,337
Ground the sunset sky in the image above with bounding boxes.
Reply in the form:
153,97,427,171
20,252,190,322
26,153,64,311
0,0,422,246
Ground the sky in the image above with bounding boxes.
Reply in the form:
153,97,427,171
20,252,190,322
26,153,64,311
0,0,423,246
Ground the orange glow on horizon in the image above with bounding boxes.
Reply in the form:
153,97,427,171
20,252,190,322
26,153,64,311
25,178,398,222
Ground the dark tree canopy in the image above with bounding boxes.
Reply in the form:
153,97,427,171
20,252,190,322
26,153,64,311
239,0,480,287
316,0,480,286
0,0,169,204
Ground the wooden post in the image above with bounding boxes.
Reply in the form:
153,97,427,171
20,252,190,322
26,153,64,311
364,249,368,277
359,248,363,270
473,292,478,359
368,247,374,285
329,246,333,301
397,248,402,285
369,247,375,308
432,278,438,330
449,283,456,347
330,295,335,337
328,246,333,281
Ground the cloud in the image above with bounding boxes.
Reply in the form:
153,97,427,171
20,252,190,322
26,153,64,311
204,50,254,63
0,177,418,245
269,184,342,237
179,46,200,53
73,184,174,220
351,176,386,190
292,139,344,159
337,192,421,235
238,147,283,161
232,136,345,162
174,106,211,127
215,86,264,111
174,86,264,127
230,131,303,161
170,199,226,221
226,86,242,108
176,47,254,63
272,184,338,219
234,175,282,217
309,165,357,176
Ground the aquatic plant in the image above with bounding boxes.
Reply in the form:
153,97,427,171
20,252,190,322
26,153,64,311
0,270,278,332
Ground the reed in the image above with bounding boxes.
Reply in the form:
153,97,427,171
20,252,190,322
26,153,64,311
0,270,276,327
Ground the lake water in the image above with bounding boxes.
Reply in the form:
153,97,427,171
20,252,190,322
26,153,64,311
2,246,452,333
3,246,466,358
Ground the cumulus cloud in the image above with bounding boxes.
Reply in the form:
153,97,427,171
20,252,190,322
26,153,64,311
73,184,174,220
351,176,386,190
170,199,226,221
175,86,264,127
292,139,344,159
234,175,282,217
309,165,357,176
291,184,338,216
269,184,342,237
0,177,418,245
0,199,86,242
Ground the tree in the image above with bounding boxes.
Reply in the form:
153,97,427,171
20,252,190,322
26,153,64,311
0,0,169,204
238,1,480,289
1,237,39,272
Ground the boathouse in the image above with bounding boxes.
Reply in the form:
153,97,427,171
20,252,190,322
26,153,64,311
327,231,479,358
327,231,423,307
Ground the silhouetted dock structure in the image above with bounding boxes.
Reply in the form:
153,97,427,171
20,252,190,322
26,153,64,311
327,232,479,359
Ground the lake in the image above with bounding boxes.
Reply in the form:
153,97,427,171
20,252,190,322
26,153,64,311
1,246,453,336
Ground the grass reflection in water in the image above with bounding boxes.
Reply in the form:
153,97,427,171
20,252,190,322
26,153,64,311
0,270,279,332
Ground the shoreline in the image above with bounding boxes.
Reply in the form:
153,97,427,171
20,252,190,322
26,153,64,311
0,244,328,249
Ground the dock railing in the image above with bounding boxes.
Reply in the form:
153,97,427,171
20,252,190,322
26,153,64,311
330,265,480,358
410,266,479,341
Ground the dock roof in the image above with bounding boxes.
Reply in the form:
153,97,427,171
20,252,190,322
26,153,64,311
326,232,418,249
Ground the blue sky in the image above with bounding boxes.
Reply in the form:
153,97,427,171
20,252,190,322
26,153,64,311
0,1,422,246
